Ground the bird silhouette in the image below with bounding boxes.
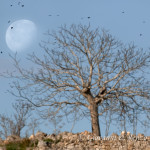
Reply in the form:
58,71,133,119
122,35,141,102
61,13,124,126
8,20,11,23
87,16,91,19
10,4,13,7
140,34,142,36
0,51,3,54
22,5,24,7
122,11,125,13
11,27,13,29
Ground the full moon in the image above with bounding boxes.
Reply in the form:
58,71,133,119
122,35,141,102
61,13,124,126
6,19,37,52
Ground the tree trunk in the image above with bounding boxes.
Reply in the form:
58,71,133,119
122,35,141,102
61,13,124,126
89,100,101,136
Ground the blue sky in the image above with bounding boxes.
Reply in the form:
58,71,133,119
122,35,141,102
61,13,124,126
0,0,150,136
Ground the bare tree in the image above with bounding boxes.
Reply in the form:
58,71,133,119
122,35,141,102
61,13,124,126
0,101,31,139
104,110,112,137
12,101,31,137
5,24,150,136
132,108,138,135
28,118,40,137
0,114,15,139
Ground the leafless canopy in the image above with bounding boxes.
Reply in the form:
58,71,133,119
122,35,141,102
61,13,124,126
0,101,31,138
6,24,150,136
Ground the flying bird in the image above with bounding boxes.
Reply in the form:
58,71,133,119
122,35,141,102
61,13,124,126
8,20,11,23
122,11,125,13
10,4,13,7
22,5,24,7
11,27,13,29
0,51,3,54
140,34,142,36
87,16,91,19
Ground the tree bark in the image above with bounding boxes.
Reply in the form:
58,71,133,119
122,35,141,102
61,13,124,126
89,99,101,136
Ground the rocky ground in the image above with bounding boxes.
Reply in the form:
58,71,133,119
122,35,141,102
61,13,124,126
0,131,150,150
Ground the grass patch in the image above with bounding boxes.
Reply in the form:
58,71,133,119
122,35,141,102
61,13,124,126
5,138,36,150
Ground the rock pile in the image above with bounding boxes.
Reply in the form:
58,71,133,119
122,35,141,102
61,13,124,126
4,135,20,145
0,131,150,150
32,131,150,150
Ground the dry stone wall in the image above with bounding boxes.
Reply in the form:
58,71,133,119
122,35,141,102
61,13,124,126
0,131,150,150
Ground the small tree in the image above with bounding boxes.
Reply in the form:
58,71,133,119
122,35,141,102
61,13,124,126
28,118,39,137
0,101,31,139
5,24,150,136
12,101,31,137
0,114,15,139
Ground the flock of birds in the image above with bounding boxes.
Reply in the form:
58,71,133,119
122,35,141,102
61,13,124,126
8,1,25,25
10,1,24,8
0,1,25,54
0,3,146,55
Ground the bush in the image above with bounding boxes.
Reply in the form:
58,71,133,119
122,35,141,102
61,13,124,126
5,138,35,150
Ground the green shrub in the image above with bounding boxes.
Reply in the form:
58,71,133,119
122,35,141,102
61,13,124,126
6,143,19,150
30,139,38,147
5,138,36,150
44,138,54,143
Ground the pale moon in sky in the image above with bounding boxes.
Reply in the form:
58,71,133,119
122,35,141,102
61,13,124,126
5,19,37,52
